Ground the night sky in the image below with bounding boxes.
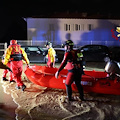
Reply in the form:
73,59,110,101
0,0,119,44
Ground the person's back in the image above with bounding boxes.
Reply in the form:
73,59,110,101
9,44,23,61
4,39,29,91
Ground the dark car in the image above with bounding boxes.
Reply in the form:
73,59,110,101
80,45,111,62
54,48,65,62
21,46,58,63
109,46,120,62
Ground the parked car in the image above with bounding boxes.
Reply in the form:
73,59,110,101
109,46,120,62
21,46,58,63
54,48,65,62
80,45,111,62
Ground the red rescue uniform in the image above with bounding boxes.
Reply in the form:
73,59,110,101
4,43,29,88
57,50,84,100
2,62,13,81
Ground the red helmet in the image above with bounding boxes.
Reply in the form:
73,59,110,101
10,39,17,45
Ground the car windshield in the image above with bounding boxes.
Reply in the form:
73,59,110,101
28,47,39,51
38,47,44,52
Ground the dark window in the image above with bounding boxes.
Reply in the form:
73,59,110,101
88,24,93,31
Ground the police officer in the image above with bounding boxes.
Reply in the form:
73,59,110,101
45,42,56,68
4,39,29,91
55,40,85,101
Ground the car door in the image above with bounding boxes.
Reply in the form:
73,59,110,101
82,46,95,61
89,46,101,61
26,47,44,63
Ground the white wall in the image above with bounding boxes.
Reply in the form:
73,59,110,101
27,18,120,46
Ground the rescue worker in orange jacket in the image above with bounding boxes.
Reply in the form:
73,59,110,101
4,39,29,91
55,40,85,101
45,42,56,68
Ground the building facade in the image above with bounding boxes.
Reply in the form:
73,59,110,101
27,18,120,47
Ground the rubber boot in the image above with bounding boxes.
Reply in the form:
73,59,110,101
65,84,73,101
21,84,26,91
2,77,8,81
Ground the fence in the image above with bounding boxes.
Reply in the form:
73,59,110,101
0,43,7,58
75,41,120,47
0,40,120,58
17,40,47,47
17,40,120,48
17,40,63,48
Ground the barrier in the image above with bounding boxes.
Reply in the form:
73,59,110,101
17,40,120,48
0,43,7,58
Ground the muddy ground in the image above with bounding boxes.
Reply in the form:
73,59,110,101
0,62,120,120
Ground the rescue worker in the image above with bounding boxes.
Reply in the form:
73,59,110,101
1,54,14,82
3,39,29,91
55,40,85,101
45,42,56,68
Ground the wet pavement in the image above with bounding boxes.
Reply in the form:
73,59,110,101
0,62,108,120
0,79,17,120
